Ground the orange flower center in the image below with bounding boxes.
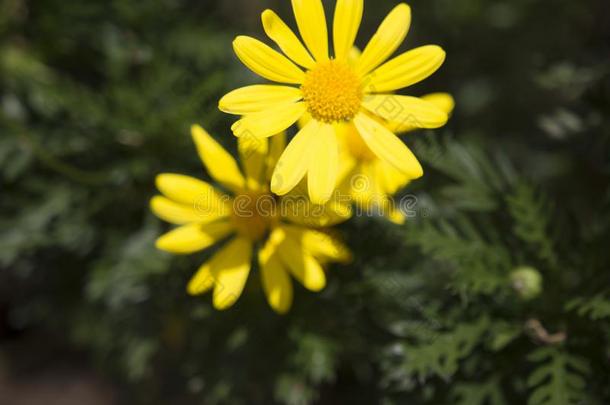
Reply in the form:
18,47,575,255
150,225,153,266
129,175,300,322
301,60,363,123
230,191,278,241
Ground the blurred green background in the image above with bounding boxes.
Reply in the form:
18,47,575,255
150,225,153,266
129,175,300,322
1,0,608,404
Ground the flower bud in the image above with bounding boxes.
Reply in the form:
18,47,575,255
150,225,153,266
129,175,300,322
510,266,542,300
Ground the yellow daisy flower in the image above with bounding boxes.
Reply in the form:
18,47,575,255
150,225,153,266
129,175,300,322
338,92,455,224
150,125,351,313
296,47,455,224
220,0,449,205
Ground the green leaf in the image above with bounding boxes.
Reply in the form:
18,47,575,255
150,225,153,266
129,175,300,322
506,182,558,268
527,347,591,405
451,376,507,405
566,292,610,320
385,317,490,382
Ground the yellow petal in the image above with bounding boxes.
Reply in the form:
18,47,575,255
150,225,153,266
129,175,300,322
388,93,455,134
353,112,423,178
191,125,246,193
387,205,406,225
266,131,287,181
259,237,293,313
350,164,401,223
284,225,351,263
349,162,376,206
422,93,455,115
155,174,230,214
376,159,410,195
260,253,293,314
337,121,377,161
187,261,215,295
219,85,303,115
348,46,362,65
281,193,352,227
291,0,329,62
212,237,253,310
297,110,313,130
261,9,316,69
277,227,326,291
233,36,305,84
155,222,234,254
238,135,268,190
336,148,358,185
231,102,307,139
355,3,411,76
365,45,446,93
267,225,288,249
271,119,319,196
362,95,448,129
307,123,338,205
333,0,363,61
370,161,401,213
150,195,226,225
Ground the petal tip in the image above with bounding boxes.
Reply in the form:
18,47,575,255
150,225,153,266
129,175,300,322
231,121,245,137
270,170,291,195
232,36,248,52
397,3,411,13
261,9,275,24
217,97,229,113
190,124,208,143
155,237,169,252
187,277,214,296
149,195,161,211
213,297,236,311
186,283,201,296
438,47,447,62
154,173,169,190
412,165,424,179
270,181,287,196
307,279,326,292
271,303,291,315
389,213,406,225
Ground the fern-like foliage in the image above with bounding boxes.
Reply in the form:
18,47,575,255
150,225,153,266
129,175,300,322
566,292,610,320
409,215,512,296
527,347,590,405
506,182,558,268
414,137,516,212
451,376,507,405
391,317,490,382
409,138,521,297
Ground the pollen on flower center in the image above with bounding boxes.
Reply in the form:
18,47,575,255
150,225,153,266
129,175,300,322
301,60,363,123
230,191,278,241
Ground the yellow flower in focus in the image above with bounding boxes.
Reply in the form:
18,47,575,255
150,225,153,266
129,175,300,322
220,0,450,205
151,125,351,313
337,92,455,224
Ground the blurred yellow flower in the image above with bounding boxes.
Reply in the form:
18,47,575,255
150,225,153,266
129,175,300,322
337,92,455,224
150,125,351,313
220,0,450,204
